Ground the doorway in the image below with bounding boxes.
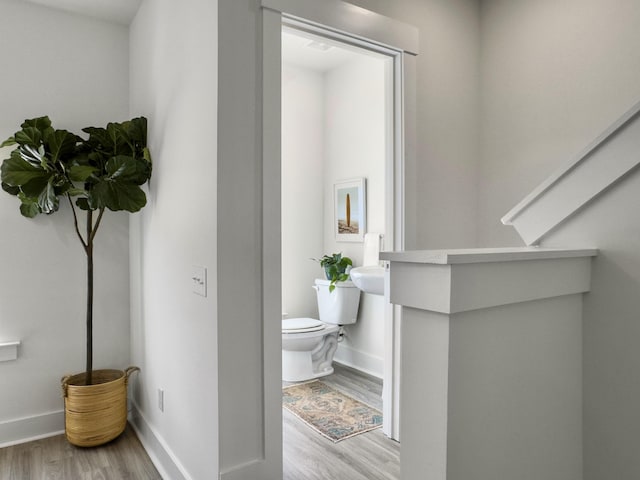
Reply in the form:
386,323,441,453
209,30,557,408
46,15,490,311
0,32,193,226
256,2,418,478
280,19,402,443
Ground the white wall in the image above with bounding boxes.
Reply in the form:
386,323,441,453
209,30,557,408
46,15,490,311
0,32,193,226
478,0,640,247
477,1,640,478
281,64,324,319
0,0,130,445
323,55,388,265
129,0,219,478
323,55,388,376
350,0,481,250
541,173,640,480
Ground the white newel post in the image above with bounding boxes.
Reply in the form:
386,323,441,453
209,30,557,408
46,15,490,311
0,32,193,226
380,247,597,480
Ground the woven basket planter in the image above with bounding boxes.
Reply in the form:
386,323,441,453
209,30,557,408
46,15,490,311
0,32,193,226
61,367,139,447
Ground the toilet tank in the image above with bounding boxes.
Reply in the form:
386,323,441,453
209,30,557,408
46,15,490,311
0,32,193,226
314,279,361,325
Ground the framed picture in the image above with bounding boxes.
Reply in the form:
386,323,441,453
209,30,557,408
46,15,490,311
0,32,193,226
334,178,366,242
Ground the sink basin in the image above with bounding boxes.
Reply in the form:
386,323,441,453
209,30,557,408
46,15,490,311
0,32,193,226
349,265,385,296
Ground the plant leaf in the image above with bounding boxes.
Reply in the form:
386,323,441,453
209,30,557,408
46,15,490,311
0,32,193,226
1,181,19,196
37,180,59,214
67,187,86,196
82,126,111,150
106,123,126,152
14,127,42,147
68,164,97,182
1,153,49,186
20,116,51,132
106,155,151,185
18,195,40,218
1,137,16,148
19,144,45,167
53,180,72,196
20,175,50,197
89,181,147,212
124,118,148,154
76,197,90,210
46,129,78,164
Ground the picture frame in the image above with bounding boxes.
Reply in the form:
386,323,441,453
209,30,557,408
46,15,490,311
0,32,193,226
334,178,366,242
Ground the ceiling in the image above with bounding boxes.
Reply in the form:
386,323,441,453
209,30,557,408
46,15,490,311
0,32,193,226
282,28,366,73
23,0,141,25
23,2,380,68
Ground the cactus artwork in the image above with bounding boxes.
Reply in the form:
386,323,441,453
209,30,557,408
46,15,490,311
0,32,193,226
334,178,366,241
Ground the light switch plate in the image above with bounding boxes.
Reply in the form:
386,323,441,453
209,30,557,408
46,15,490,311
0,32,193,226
192,266,207,297
158,388,164,412
0,341,20,362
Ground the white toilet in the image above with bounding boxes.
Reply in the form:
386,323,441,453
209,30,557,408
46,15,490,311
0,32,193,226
282,279,361,382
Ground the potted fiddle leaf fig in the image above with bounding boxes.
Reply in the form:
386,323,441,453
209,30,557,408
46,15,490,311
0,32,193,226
0,115,152,447
314,252,353,292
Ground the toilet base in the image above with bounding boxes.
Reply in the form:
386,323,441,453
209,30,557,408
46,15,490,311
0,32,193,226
282,350,335,382
282,329,339,382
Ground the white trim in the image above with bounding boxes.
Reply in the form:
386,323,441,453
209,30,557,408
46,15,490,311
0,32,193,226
219,459,268,480
380,246,599,265
386,255,588,480
383,250,596,314
262,6,285,480
502,99,640,245
265,0,415,452
334,347,384,379
262,0,419,55
129,401,194,480
0,410,64,448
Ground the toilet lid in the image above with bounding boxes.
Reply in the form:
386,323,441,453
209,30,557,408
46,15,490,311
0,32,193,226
282,317,325,333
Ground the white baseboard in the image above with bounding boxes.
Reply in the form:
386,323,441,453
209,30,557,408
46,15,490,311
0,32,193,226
129,401,194,480
334,344,383,379
219,459,265,480
0,410,64,448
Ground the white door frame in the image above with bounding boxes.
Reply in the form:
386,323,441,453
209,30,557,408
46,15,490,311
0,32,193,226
262,0,418,442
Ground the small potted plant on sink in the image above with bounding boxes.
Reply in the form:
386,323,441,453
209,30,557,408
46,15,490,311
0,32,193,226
314,252,353,292
0,115,152,447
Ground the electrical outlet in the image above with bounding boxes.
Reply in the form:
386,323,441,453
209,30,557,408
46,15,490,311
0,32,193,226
158,388,164,412
192,265,207,297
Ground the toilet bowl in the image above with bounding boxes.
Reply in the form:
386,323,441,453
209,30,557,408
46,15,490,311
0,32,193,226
282,318,340,382
282,279,360,382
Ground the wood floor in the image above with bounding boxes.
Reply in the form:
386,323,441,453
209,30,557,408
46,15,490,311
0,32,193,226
2,364,399,480
283,363,400,480
0,424,161,480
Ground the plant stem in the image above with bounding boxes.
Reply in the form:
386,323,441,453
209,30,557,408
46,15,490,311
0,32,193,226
86,209,93,385
89,207,106,244
68,198,102,385
67,195,87,250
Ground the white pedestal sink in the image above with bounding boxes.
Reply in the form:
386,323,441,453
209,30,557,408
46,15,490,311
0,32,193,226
349,265,385,295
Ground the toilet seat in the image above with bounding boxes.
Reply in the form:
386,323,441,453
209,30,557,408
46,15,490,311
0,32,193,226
282,317,325,334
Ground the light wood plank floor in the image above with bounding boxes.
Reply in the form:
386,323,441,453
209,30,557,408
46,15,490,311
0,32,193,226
3,364,400,480
0,424,161,480
283,363,400,480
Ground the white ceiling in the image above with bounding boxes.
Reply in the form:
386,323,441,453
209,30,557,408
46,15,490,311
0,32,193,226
282,28,364,73
24,3,379,68
23,0,141,25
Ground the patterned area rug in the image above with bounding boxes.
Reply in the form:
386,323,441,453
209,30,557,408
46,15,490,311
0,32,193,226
283,380,382,442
